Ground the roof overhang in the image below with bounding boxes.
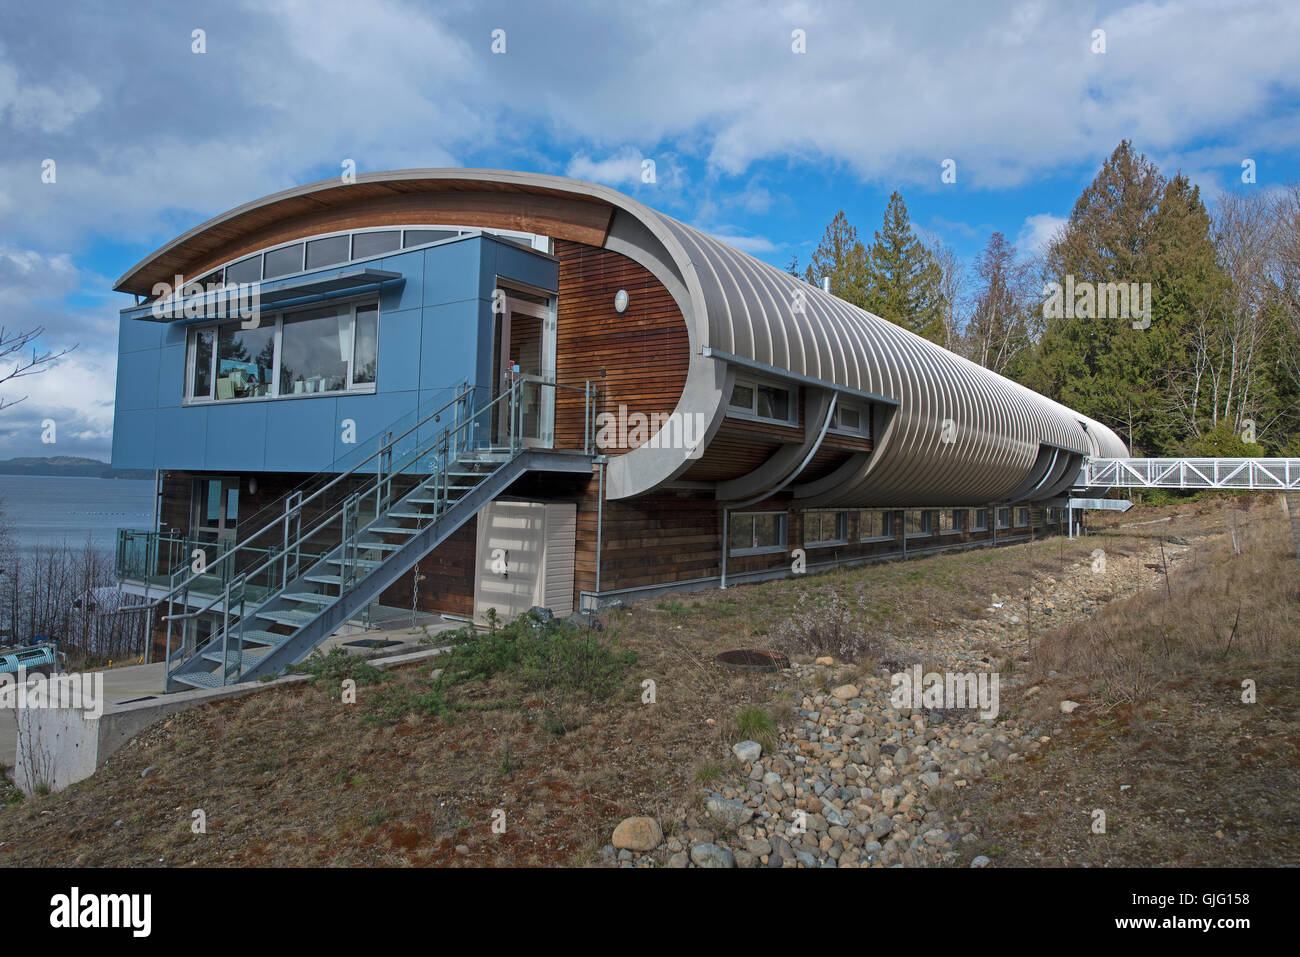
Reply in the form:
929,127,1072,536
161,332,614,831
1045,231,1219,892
123,267,403,322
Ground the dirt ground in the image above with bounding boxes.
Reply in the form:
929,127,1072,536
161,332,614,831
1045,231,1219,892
1,493,1295,867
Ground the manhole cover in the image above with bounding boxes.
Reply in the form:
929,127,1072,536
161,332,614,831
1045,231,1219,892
715,649,790,672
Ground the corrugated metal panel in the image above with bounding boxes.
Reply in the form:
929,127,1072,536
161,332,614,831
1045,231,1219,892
652,214,1127,504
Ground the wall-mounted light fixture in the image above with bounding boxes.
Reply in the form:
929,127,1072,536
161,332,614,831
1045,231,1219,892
614,289,629,314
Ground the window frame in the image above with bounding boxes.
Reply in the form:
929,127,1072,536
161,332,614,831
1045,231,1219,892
804,510,848,548
828,401,871,438
940,509,965,535
726,375,798,427
970,508,989,531
1015,507,1030,527
728,511,788,557
183,298,379,405
858,509,894,542
904,509,933,538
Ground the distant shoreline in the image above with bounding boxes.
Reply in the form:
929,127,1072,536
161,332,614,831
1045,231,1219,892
0,457,152,480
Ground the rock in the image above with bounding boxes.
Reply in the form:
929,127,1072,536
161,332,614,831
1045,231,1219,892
732,740,762,764
971,855,991,868
617,849,634,862
1024,686,1040,698
690,843,736,868
814,656,834,666
872,817,894,839
919,771,941,789
601,844,617,862
564,610,604,631
141,766,158,778
612,816,663,851
667,852,689,868
1059,700,1080,714
988,740,1012,762
526,606,554,620
745,837,772,857
734,850,757,868
831,684,860,701
706,795,754,828
455,844,470,855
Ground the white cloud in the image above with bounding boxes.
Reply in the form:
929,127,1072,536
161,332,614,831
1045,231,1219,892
1016,213,1067,254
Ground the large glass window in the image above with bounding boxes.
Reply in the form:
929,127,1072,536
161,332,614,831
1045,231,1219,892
729,512,787,555
216,322,275,399
191,328,214,399
186,300,378,403
858,509,894,540
280,305,351,395
905,509,932,537
805,510,847,546
352,305,378,385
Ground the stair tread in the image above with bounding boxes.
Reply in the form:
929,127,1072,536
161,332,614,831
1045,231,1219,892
202,648,268,667
368,526,418,535
173,672,224,689
257,609,316,624
240,630,292,646
326,557,383,568
283,592,334,605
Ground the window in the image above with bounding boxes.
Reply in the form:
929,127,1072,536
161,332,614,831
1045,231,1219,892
804,510,847,546
351,230,401,258
729,512,787,556
971,508,989,531
997,507,1011,529
404,229,458,247
940,509,964,534
262,243,304,279
186,300,379,403
728,376,796,426
905,509,932,537
858,509,893,541
830,402,871,438
1015,508,1029,527
226,254,262,284
306,235,350,269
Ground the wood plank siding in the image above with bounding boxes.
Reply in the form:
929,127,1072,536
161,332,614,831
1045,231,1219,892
552,239,690,453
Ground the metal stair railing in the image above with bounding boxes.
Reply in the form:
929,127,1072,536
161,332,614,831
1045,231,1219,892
117,383,475,673
158,375,598,688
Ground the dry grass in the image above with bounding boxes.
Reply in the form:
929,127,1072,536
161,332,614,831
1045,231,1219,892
1,493,1292,867
954,493,1300,867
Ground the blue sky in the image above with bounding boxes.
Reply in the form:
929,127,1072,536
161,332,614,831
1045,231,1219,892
1,0,1297,461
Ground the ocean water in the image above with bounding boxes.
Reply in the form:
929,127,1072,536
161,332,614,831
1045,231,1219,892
0,474,155,555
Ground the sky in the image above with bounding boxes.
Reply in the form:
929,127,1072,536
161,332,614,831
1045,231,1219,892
0,0,1296,462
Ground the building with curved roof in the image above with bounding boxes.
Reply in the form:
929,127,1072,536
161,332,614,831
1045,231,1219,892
108,169,1126,688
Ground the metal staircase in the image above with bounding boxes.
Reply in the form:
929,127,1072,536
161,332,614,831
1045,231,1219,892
149,377,595,692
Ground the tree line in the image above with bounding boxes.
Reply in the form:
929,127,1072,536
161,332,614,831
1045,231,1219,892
789,141,1300,456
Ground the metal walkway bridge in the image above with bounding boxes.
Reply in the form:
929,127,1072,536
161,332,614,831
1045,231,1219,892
1079,458,1300,491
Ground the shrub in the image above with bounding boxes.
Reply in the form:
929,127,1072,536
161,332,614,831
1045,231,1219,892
288,646,386,693
769,586,888,662
733,705,777,751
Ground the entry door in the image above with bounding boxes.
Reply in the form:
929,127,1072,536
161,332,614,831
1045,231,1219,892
494,292,555,449
193,476,240,545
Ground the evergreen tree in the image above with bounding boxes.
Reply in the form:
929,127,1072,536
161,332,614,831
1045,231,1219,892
863,192,946,343
802,211,870,308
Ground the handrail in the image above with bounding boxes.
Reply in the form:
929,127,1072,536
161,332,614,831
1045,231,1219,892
120,382,472,613
154,374,598,686
160,378,522,625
